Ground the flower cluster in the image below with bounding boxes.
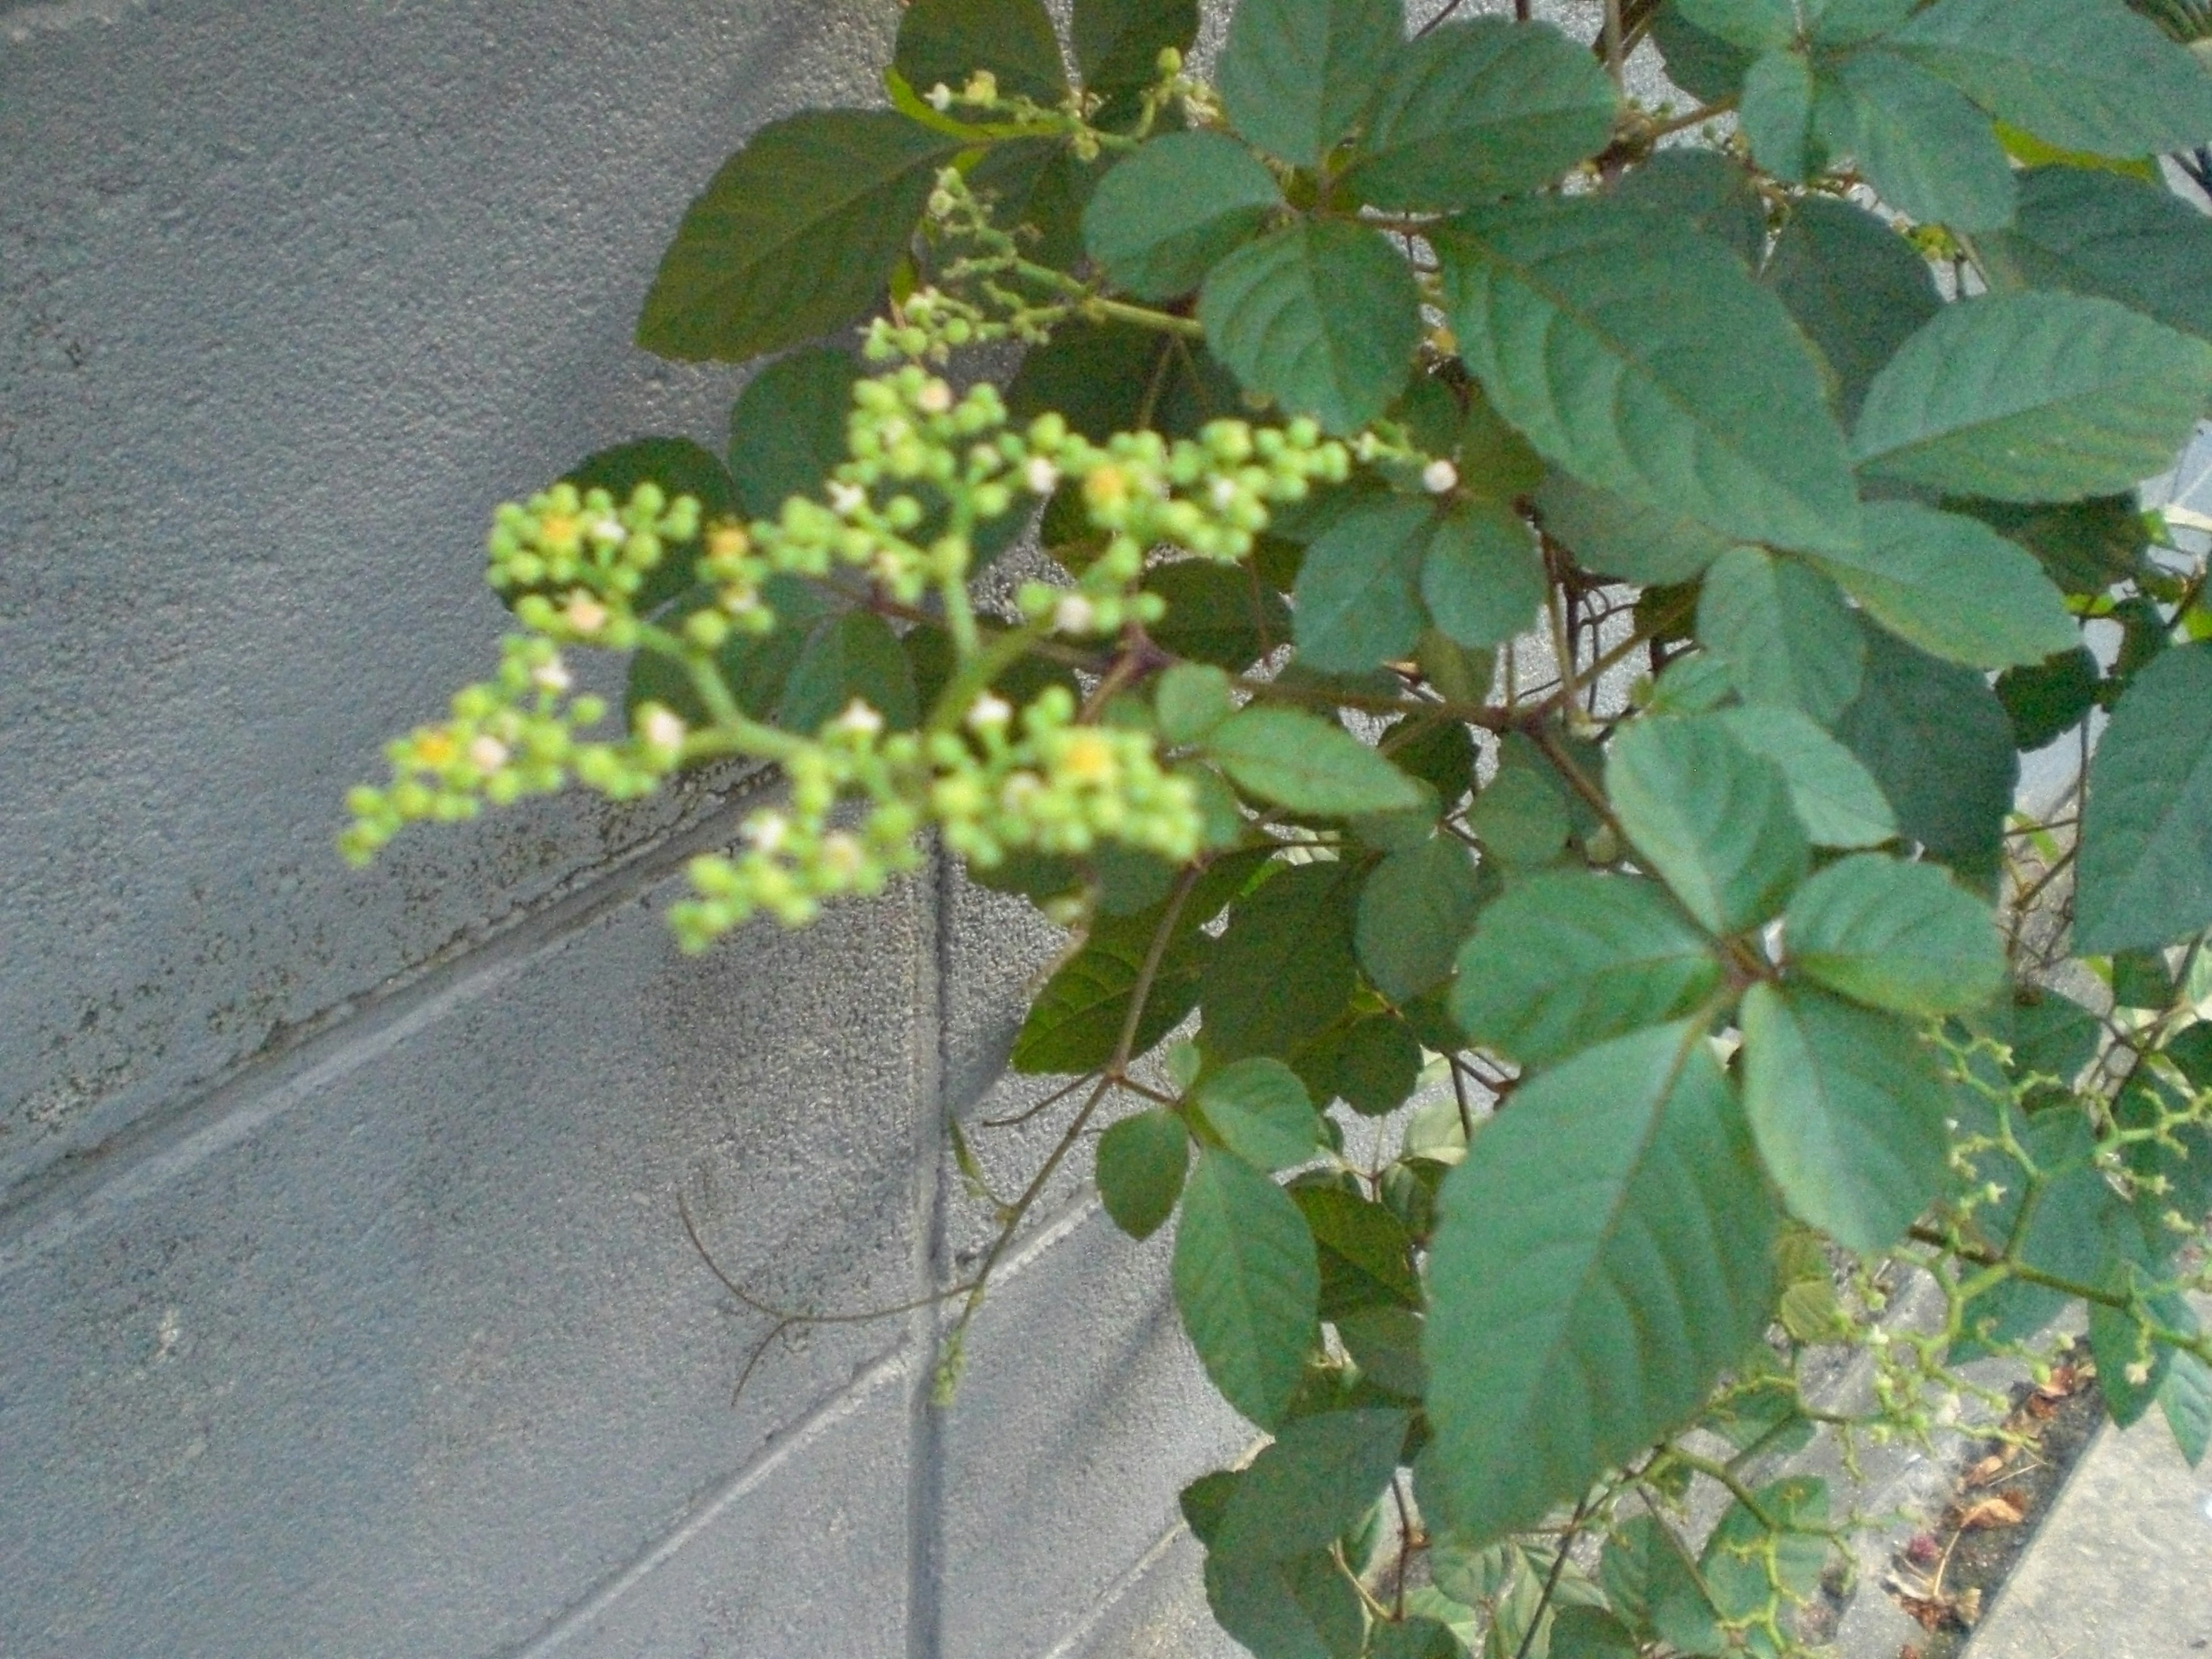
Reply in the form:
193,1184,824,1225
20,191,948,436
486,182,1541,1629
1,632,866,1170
340,637,675,864
669,685,1200,947
485,481,703,650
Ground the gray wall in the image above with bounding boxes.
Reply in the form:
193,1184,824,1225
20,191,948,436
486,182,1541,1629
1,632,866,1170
0,2,1245,1653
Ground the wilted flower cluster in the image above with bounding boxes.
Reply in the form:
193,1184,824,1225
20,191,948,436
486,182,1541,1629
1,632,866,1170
669,685,1200,947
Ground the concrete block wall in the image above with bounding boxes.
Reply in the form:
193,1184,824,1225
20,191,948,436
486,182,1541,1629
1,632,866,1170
0,1,1240,1652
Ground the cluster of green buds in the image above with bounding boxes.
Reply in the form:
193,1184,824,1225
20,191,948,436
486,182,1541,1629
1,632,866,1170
484,480,703,649
340,636,675,864
669,685,1201,948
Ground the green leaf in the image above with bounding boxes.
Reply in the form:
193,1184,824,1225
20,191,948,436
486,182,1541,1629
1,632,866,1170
1999,646,2100,752
1199,1058,1326,1171
1607,717,1809,934
895,0,1067,105
1199,220,1423,434
1156,662,1237,746
1892,0,2212,157
558,438,738,615
1209,706,1427,816
1293,495,1433,672
1675,0,1796,50
2090,1274,2193,1427
1357,834,1485,1003
1074,0,1200,96
1836,626,2018,871
1421,501,1545,650
625,578,828,728
1812,501,2078,672
1205,1550,1368,1659
1534,473,1734,585
1336,1305,1427,1397
1204,862,1362,1062
1465,766,1571,870
1993,169,2212,347
1215,1408,1410,1560
2161,1348,2212,1465
2078,643,2212,952
1175,1149,1322,1427
1082,131,1283,300
1341,18,1618,210
1439,198,1861,559
1649,2,1755,101
1388,717,1478,812
1617,149,1769,270
1741,48,1817,183
1012,915,1206,1074
1425,1023,1779,1542
1948,494,2146,597
1308,1014,1424,1118
1294,1183,1422,1313
1811,49,2017,233
1809,0,1917,46
1548,1605,1640,1659
637,111,958,361
1148,559,1294,669
1601,1514,1726,1653
1762,195,1941,426
1713,704,1900,849
1010,320,1243,441
1742,984,1950,1252
1218,0,1403,167
1451,873,1722,1067
1700,1477,1831,1629
1097,1109,1191,1238
1368,1615,1462,1659
775,609,920,734
1853,293,2212,503
726,347,861,522
1697,546,1865,726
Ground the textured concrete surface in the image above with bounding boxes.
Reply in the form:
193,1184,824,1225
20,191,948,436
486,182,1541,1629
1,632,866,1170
1963,1409,2212,1659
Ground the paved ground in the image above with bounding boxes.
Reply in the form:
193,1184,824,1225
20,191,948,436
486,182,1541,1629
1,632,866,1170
1961,1408,2212,1659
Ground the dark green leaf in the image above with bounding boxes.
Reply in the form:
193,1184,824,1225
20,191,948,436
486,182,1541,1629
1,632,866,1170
1998,646,2101,751
1075,0,1200,96
1700,1476,1831,1628
775,609,919,733
1199,220,1423,434
1218,0,1403,167
2078,642,2212,952
2161,1348,2212,1465
1813,501,2078,671
1892,0,2212,157
1784,853,2003,1016
1697,546,1865,726
1618,149,1768,269
1421,501,1545,650
1205,1549,1368,1659
966,137,1095,270
726,347,861,522
1762,195,1941,425
1148,559,1293,669
637,111,959,361
1533,472,1734,585
1309,1013,1425,1117
1440,198,1860,558
1990,169,2212,346
1388,717,1478,810
1156,662,1237,746
1342,18,1618,210
1836,627,2017,871
1336,1306,1427,1398
1853,293,2212,502
1451,872,1722,1067
1955,1111,2130,1354
1741,48,1817,183
1650,2,1755,101
1010,320,1244,440
1607,716,1809,934
1601,1514,1726,1653
1209,707,1427,816
1675,0,1795,48
1294,495,1434,672
1097,1109,1191,1238
1199,1057,1326,1170
1175,1149,1322,1427
1357,834,1485,1003
1293,1183,1422,1314
1547,1605,1640,1659
1741,984,1952,1252
1810,0,1918,45
1368,1615,1462,1659
1012,912,1207,1073
1811,48,2017,233
1204,862,1362,1061
1082,131,1282,299
2091,1273,2195,1427
1464,766,1571,870
895,0,1067,105
626,580,822,729
1947,494,2146,597
556,438,737,616
1426,1023,1779,1542
1215,1408,1410,1562
1714,703,1899,850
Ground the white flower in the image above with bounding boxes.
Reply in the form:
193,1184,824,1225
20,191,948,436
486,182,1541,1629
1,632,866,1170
1422,459,1460,495
1024,456,1060,495
967,692,1013,731
1053,594,1097,634
745,811,790,853
585,514,627,546
565,593,609,635
833,698,885,740
1210,476,1239,509
531,654,573,694
641,706,687,752
468,735,510,772
819,831,865,877
915,378,954,415
925,82,955,111
827,482,865,517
